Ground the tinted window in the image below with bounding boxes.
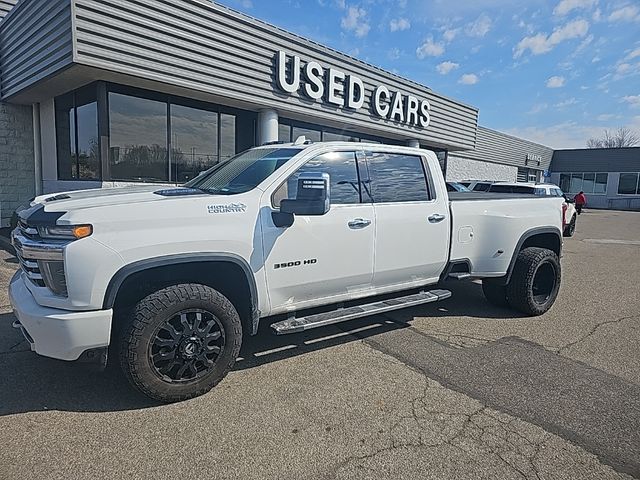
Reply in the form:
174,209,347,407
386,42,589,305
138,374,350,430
292,126,321,143
109,93,168,182
489,185,535,194
367,153,430,203
55,86,99,180
595,173,608,194
274,151,361,206
618,173,639,195
473,183,491,191
170,104,219,183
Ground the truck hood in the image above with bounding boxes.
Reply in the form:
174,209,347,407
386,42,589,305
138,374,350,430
32,186,211,211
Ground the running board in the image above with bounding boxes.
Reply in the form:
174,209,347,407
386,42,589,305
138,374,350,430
448,272,471,280
271,289,452,335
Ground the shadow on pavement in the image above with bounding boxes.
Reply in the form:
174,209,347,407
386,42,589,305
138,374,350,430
1,291,638,477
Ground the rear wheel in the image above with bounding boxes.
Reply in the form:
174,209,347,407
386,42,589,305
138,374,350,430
482,278,509,307
119,284,242,403
563,215,576,237
507,247,561,316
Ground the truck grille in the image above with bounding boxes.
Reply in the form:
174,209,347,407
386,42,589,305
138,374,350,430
15,220,46,287
13,220,68,295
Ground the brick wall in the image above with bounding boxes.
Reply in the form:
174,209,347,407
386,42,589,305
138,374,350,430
0,102,34,227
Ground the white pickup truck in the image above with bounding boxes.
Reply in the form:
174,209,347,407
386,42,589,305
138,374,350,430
10,140,565,402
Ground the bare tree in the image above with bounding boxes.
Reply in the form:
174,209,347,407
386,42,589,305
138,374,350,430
586,127,640,148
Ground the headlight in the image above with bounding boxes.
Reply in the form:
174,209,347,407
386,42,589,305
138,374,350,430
38,224,92,240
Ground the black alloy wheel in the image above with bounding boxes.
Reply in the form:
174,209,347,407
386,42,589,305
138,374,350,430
150,309,225,382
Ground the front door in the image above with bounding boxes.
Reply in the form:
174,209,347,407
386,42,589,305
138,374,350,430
261,150,375,313
365,151,450,290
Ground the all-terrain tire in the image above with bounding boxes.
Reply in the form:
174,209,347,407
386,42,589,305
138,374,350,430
506,247,561,316
563,215,576,237
482,278,509,307
119,283,242,403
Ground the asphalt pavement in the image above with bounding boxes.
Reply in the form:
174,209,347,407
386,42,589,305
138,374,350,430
0,208,638,480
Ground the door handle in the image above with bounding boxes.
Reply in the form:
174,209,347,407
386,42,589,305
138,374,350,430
348,218,372,229
428,213,446,223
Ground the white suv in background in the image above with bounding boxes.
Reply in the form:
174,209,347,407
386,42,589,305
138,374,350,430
487,182,577,237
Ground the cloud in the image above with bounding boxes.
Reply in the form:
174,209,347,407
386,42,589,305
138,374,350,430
514,19,589,58
239,0,253,7
341,6,370,37
608,5,640,22
436,61,460,75
553,0,596,17
416,38,445,58
527,103,548,114
388,47,401,60
555,97,577,108
443,28,460,42
597,114,616,121
546,75,566,88
458,73,479,85
389,17,411,32
623,95,640,108
466,13,492,37
626,48,640,61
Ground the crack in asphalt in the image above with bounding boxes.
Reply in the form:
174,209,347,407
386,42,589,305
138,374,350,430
557,315,639,354
331,373,557,480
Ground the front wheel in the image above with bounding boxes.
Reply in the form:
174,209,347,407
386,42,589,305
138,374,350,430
507,247,561,316
119,284,242,403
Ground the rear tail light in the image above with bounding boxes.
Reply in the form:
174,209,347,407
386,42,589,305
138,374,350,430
562,203,568,228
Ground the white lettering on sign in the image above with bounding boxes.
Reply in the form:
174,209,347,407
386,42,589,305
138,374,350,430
275,50,431,129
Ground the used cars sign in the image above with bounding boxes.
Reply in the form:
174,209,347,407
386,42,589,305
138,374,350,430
275,50,431,129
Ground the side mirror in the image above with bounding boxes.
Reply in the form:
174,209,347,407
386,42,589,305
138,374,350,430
272,172,330,228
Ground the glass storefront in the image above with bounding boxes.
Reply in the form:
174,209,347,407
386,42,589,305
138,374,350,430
55,82,252,183
55,86,100,180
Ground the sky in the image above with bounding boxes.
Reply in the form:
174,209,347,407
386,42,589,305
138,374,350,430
216,0,640,149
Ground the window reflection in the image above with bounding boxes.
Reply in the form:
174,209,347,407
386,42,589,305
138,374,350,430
292,126,321,143
109,93,168,182
367,153,430,203
55,87,99,180
220,113,236,161
277,151,361,205
171,104,218,183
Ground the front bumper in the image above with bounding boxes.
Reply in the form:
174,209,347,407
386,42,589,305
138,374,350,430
9,271,113,361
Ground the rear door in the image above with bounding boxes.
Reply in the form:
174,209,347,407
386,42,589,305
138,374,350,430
262,149,375,312
365,151,450,290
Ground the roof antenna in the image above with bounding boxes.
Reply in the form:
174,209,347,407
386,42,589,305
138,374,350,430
293,135,308,146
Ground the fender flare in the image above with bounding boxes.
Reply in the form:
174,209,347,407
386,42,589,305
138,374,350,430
502,227,563,285
103,253,261,335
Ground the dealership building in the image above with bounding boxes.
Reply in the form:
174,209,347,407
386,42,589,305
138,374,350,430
0,0,636,226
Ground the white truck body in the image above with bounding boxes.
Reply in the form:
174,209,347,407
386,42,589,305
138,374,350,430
9,142,564,399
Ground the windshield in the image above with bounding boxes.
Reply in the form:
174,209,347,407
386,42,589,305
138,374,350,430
185,147,301,195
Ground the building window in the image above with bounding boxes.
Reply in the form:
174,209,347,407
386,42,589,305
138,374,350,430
618,173,640,195
55,86,100,180
56,83,251,183
170,104,218,183
109,92,169,182
559,172,608,194
278,118,398,145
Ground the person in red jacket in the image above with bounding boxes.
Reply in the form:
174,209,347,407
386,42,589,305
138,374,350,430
574,191,587,214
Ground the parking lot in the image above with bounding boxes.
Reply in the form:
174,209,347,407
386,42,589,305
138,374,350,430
1,209,639,480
